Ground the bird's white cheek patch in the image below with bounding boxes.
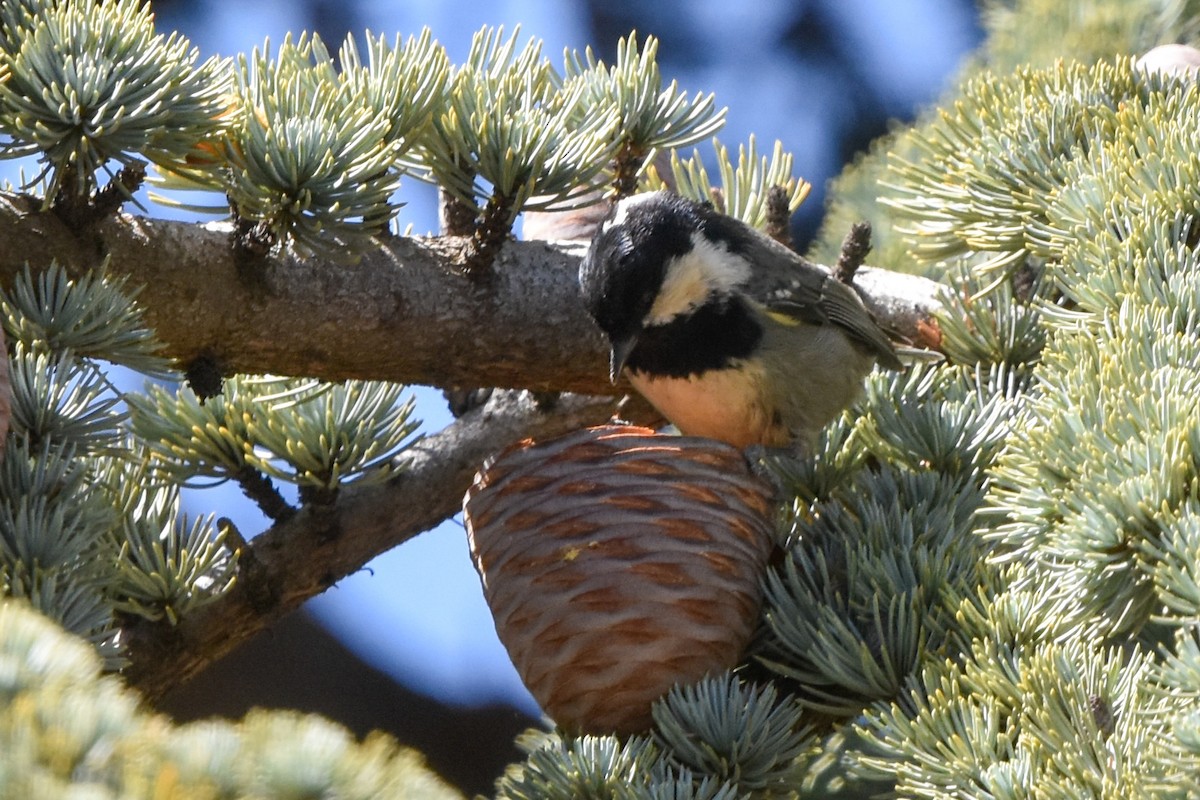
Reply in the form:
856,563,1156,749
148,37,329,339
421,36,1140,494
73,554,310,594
628,364,781,449
648,254,711,324
647,235,752,325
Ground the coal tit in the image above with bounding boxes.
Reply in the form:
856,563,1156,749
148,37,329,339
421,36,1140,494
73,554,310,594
578,190,902,452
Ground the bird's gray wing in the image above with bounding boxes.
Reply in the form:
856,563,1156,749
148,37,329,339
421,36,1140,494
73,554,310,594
737,233,902,369
809,278,903,369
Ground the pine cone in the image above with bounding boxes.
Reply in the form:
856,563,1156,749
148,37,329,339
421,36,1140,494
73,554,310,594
463,424,776,735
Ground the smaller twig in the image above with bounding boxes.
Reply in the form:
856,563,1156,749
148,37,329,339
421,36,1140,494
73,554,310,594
612,141,649,199
227,210,277,293
298,484,340,510
52,162,147,229
297,487,342,546
1090,694,1116,740
530,390,560,411
439,186,478,237
764,185,792,249
232,464,297,523
92,162,147,220
834,221,872,284
218,516,277,614
1012,258,1039,302
231,214,276,262
218,516,251,555
465,192,517,273
50,163,87,229
443,177,497,402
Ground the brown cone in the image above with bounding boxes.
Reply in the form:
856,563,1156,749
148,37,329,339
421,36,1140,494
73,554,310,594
463,424,776,735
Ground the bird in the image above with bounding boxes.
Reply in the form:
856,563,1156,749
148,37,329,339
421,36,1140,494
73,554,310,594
578,190,903,454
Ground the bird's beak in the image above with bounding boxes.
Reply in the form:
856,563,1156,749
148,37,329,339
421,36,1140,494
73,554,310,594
609,335,638,384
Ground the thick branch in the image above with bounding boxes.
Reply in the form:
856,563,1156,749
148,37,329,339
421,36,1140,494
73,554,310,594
0,191,944,392
2,190,945,698
121,390,622,701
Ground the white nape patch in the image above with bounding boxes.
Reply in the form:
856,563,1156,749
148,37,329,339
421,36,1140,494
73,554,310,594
602,191,662,233
646,232,751,325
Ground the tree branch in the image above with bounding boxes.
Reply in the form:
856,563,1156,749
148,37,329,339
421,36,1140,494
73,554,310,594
1,190,946,698
121,389,623,701
0,190,945,392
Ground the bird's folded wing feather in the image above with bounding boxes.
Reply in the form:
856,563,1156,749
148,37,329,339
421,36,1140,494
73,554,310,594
739,237,902,369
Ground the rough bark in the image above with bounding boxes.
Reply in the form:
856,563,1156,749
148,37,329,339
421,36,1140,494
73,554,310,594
0,191,944,392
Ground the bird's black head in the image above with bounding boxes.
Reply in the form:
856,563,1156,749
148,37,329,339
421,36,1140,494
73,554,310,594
578,192,702,379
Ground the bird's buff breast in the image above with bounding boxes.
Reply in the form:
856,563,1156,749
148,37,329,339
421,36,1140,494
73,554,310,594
626,363,783,449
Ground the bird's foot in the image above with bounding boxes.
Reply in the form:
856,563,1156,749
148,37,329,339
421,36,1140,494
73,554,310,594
744,443,809,501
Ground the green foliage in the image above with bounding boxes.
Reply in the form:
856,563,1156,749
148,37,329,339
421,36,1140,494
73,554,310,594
0,0,44,51
1153,628,1200,796
807,37,1200,800
799,41,1200,799
757,413,865,514
1036,86,1200,319
886,59,1143,278
8,2,1200,797
155,27,450,256
222,34,406,259
420,26,617,225
0,600,462,799
0,265,241,659
0,0,230,202
2,9,726,257
244,378,420,492
857,364,1024,483
0,438,111,571
494,675,814,799
646,136,810,230
878,56,1200,318
652,674,812,794
564,32,725,194
759,466,990,715
856,633,1174,799
989,306,1200,636
810,0,1200,268
338,29,451,161
126,379,257,485
0,439,118,656
979,0,1200,73
495,733,662,800
128,375,420,498
565,33,724,158
100,457,235,625
0,263,171,376
6,345,123,450
628,775,746,800
932,267,1048,370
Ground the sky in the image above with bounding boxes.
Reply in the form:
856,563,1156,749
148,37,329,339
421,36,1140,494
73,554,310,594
4,0,982,714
